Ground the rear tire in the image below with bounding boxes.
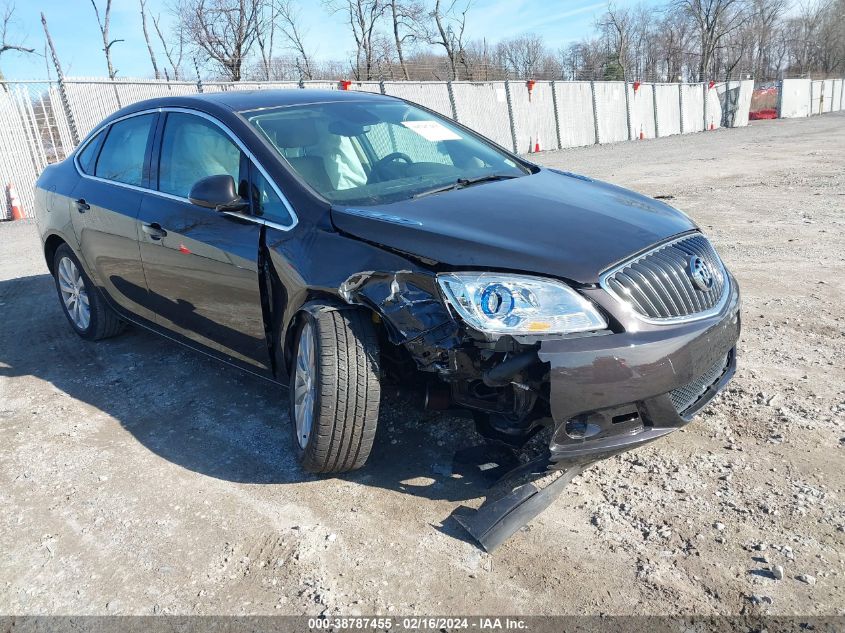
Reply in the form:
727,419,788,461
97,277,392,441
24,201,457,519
289,306,381,473
53,243,124,341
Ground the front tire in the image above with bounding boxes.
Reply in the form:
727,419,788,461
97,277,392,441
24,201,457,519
52,243,124,340
289,306,381,473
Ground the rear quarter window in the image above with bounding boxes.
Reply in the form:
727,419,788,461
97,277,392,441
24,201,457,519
76,129,106,174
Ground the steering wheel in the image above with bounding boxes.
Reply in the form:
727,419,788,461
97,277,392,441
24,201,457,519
370,152,413,182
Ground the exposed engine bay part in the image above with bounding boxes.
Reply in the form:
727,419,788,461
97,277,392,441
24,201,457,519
483,349,540,387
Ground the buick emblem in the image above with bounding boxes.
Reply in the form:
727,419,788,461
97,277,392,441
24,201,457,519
688,255,714,291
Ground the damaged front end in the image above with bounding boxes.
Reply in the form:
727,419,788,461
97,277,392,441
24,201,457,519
339,270,555,448
338,265,741,551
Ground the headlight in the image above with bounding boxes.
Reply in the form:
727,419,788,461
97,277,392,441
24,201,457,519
437,272,607,336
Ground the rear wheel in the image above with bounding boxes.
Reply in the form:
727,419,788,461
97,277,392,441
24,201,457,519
52,243,124,340
289,306,381,473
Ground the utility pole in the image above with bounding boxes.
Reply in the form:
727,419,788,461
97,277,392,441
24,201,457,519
41,12,79,145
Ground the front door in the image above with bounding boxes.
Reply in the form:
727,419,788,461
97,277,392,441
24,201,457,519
137,111,270,372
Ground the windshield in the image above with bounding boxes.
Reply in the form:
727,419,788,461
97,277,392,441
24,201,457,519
243,100,530,206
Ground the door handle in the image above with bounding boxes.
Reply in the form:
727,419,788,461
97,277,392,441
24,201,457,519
75,198,90,212
142,222,167,240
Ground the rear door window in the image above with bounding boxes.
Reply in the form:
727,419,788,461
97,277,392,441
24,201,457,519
157,112,242,198
94,114,156,186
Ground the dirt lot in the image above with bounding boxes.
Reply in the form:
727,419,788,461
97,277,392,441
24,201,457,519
1,114,843,617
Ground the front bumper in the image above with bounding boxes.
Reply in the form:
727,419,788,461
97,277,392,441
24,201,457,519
538,276,741,465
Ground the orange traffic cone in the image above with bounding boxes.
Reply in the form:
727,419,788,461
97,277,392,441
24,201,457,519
709,123,715,131
534,133,541,153
6,183,23,220
639,126,644,140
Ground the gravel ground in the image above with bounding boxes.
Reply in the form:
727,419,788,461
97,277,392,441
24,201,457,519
1,113,843,617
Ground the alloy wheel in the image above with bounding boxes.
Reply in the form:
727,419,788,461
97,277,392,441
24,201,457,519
57,256,90,331
293,321,317,449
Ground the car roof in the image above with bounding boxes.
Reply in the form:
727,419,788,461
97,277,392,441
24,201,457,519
118,88,395,117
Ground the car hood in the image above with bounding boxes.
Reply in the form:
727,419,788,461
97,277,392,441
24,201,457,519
330,168,697,284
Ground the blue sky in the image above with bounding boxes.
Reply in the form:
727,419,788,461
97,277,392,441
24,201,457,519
0,0,656,80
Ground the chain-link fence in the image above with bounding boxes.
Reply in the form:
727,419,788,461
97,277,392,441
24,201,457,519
0,81,74,220
3,75,839,220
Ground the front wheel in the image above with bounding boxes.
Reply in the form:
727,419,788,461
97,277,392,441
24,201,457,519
289,306,381,473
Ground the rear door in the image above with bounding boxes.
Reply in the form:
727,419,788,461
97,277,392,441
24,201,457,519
137,110,271,372
71,112,159,321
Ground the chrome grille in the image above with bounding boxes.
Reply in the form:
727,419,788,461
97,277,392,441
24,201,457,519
669,354,730,414
600,233,728,322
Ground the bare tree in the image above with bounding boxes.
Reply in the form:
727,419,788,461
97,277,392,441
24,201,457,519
719,10,754,78
671,0,749,80
0,3,34,79
747,0,786,77
562,38,608,80
426,0,471,80
657,10,693,80
256,0,277,79
276,0,313,79
89,0,123,79
324,0,385,80
139,0,161,79
388,0,423,80
816,0,845,74
597,4,636,79
461,38,495,80
152,9,186,80
159,0,842,83
181,0,263,81
495,34,546,78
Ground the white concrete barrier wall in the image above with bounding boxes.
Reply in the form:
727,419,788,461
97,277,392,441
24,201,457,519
682,84,706,133
823,79,834,112
553,82,595,148
348,81,382,94
654,84,681,136
715,81,751,128
629,84,656,139
450,81,513,150
305,81,339,90
507,81,558,153
779,79,810,117
778,78,845,117
593,82,628,143
706,86,722,129
811,80,824,115
734,80,754,127
382,81,453,119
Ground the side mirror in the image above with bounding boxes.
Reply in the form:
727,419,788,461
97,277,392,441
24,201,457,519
188,175,247,212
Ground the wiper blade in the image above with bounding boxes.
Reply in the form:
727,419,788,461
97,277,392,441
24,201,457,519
412,173,519,199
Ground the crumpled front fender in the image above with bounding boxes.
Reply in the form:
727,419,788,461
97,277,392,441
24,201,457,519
339,270,462,371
